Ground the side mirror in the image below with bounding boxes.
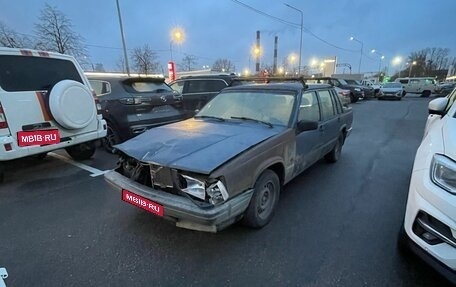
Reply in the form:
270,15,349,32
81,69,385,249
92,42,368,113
297,120,318,133
428,97,448,116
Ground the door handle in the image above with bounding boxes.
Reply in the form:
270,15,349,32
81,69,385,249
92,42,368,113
319,125,325,131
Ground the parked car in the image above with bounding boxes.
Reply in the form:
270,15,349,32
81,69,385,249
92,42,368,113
360,79,382,96
104,80,353,232
395,77,437,97
169,74,238,115
87,73,187,153
436,83,456,97
398,89,456,284
344,79,376,99
378,82,404,100
334,86,351,106
306,77,364,103
0,47,107,182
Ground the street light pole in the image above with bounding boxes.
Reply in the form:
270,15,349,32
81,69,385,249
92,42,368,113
285,3,303,75
408,61,417,77
350,36,363,73
116,0,130,75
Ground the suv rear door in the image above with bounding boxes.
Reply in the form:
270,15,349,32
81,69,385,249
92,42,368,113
180,79,228,112
0,54,98,141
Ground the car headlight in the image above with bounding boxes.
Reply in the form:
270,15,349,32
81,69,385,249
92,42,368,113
431,154,456,194
354,88,361,92
206,180,229,205
178,174,229,205
180,174,206,200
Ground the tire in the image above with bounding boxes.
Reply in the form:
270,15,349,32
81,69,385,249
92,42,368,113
325,134,344,163
102,123,121,154
397,223,411,255
350,93,358,103
65,141,96,160
421,90,431,97
242,169,281,228
0,163,4,183
402,91,407,97
48,80,96,129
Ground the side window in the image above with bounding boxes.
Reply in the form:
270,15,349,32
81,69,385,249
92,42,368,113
410,79,420,85
170,81,184,94
205,80,228,92
89,80,111,97
298,91,320,122
187,80,206,93
318,90,336,121
445,89,456,114
330,89,342,114
399,79,409,84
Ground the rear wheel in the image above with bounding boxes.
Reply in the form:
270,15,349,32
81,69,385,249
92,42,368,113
102,123,121,154
421,90,431,97
325,134,344,163
350,93,358,103
242,169,280,228
65,141,96,160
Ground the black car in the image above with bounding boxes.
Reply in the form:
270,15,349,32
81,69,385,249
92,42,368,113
88,73,187,153
306,77,365,103
169,74,238,115
344,79,376,99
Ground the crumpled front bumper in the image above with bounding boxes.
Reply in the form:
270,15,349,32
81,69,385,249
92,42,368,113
104,170,254,232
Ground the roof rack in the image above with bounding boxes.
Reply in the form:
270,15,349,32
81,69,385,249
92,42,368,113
232,76,308,88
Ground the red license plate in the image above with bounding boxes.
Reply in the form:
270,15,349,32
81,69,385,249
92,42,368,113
122,189,164,217
17,130,60,147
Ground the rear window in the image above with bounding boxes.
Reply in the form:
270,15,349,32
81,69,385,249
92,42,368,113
0,55,83,92
128,81,173,93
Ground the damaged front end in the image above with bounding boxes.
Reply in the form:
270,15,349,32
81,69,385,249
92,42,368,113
117,153,230,208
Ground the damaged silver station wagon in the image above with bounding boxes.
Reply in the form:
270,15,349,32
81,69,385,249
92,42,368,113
104,78,353,232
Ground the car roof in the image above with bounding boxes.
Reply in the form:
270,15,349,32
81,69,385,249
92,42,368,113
223,82,332,93
172,74,235,81
86,72,165,82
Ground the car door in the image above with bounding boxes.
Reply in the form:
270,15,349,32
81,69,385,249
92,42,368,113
317,89,340,157
184,79,228,112
294,91,322,175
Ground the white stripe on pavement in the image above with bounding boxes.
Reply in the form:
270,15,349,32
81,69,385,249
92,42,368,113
48,152,109,177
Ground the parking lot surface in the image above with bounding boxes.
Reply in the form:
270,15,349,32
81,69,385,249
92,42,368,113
0,96,453,286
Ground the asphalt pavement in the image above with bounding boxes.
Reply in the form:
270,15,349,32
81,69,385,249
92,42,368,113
0,95,453,286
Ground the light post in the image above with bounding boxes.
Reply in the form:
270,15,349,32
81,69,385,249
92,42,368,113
170,27,185,61
371,49,385,76
392,56,403,77
288,53,298,75
408,60,417,77
349,36,363,73
284,3,303,75
116,0,130,75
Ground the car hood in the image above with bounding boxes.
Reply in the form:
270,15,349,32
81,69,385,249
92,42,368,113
381,87,402,93
115,118,284,174
443,117,456,161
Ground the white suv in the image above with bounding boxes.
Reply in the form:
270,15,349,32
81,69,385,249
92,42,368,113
0,48,107,181
399,90,456,283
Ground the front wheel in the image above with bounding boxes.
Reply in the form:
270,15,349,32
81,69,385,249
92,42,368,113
242,170,281,228
65,141,96,160
421,90,431,97
103,123,121,154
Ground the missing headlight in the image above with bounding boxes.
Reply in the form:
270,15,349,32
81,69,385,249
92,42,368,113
181,175,206,200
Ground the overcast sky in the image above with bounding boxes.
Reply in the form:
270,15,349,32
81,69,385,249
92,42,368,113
1,0,455,75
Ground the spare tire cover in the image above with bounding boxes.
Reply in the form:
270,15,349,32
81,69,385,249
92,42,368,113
49,80,96,130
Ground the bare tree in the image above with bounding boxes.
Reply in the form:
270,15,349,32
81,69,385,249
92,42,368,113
116,56,126,73
212,58,235,72
0,22,31,48
179,54,198,71
34,3,87,62
130,44,160,75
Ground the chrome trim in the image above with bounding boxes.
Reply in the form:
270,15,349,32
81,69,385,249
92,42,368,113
417,217,456,249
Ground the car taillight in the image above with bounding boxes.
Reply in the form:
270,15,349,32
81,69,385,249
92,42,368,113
0,104,8,129
119,97,142,105
92,91,102,114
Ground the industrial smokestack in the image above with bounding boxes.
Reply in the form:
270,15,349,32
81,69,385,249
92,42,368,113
256,30,260,73
273,36,278,75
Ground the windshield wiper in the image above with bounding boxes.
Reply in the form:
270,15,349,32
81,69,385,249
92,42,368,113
194,115,225,121
231,116,273,128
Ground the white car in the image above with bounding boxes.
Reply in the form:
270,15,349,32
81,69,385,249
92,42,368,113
399,90,456,283
0,47,107,182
